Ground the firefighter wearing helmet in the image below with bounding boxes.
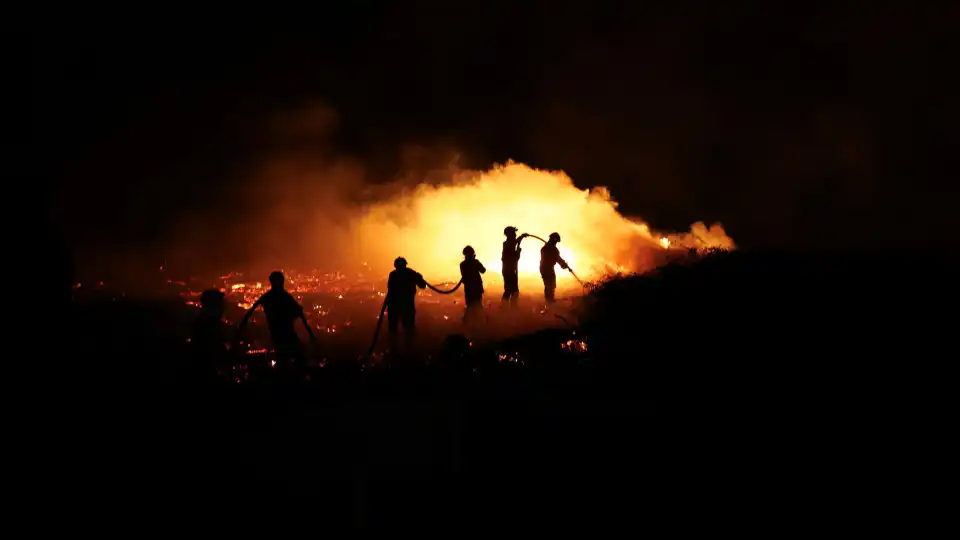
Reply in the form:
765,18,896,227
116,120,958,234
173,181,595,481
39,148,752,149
460,245,486,326
539,232,568,304
386,256,427,355
501,226,528,306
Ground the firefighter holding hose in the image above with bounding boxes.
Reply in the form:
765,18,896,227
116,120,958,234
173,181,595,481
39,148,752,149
460,245,486,326
236,271,317,375
501,226,528,306
386,256,427,355
539,232,568,304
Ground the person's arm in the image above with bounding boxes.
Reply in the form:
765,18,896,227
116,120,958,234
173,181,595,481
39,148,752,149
232,296,262,348
299,309,318,344
558,254,569,270
416,272,427,289
478,260,486,273
287,295,318,345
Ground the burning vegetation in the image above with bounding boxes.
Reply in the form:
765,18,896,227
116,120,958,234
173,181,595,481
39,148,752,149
71,160,735,369
348,161,734,289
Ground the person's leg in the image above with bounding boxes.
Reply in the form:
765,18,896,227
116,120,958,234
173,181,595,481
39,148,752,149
543,272,556,304
387,310,400,358
402,310,417,357
289,340,307,379
273,336,305,379
506,270,520,307
502,269,516,303
464,296,483,327
462,297,473,325
475,296,486,325
387,309,400,333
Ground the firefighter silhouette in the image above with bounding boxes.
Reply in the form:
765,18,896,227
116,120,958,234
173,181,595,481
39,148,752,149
501,226,528,306
386,256,427,354
460,245,486,325
539,232,568,304
189,288,230,382
237,271,317,373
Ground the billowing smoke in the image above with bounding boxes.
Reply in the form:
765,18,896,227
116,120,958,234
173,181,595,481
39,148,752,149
347,162,733,290
63,103,733,292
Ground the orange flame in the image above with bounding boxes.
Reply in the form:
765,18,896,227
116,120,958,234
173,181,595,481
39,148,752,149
350,162,733,290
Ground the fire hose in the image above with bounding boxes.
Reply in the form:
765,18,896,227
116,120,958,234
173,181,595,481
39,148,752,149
365,234,585,358
518,233,586,286
365,275,463,358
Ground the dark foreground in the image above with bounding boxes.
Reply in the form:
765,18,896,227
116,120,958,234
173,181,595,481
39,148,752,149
48,250,953,531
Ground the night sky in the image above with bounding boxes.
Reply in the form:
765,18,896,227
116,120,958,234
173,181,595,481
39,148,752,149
36,2,954,273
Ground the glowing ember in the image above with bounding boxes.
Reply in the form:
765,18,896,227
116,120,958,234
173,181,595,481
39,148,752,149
561,339,588,353
75,161,735,364
497,351,522,364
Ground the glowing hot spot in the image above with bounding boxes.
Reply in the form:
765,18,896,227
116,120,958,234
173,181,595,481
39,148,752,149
348,162,734,290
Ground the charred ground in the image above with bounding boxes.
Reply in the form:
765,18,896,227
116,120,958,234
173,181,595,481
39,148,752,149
50,249,953,530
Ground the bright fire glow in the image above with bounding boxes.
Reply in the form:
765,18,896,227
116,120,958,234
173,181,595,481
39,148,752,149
349,162,734,290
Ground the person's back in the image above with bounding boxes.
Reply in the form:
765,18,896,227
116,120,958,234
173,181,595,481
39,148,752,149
460,258,485,297
501,227,526,305
191,311,227,353
189,289,229,382
235,272,316,374
259,287,302,337
502,238,521,268
388,266,427,307
385,257,427,357
460,246,486,326
539,233,567,304
540,243,561,272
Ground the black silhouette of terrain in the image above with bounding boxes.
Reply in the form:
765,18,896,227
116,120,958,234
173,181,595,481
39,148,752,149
54,249,953,531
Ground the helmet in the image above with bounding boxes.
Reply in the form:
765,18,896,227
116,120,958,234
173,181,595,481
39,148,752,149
462,245,475,256
549,232,561,242
504,226,518,236
394,257,407,269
